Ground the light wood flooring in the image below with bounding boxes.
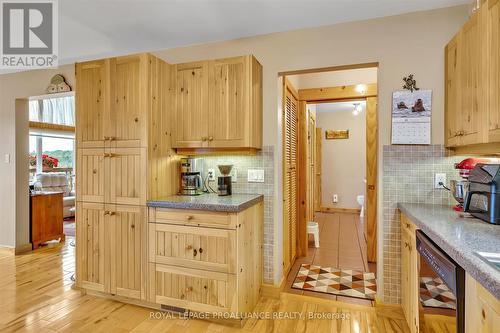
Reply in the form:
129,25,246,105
284,212,376,305
0,234,410,333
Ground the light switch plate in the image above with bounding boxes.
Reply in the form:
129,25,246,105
4,154,10,164
207,169,215,181
248,169,265,183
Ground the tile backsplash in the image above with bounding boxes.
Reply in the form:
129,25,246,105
199,146,275,284
382,144,464,304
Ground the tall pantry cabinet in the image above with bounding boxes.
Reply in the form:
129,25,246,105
75,53,178,299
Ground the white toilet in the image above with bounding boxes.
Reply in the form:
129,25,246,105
357,195,365,218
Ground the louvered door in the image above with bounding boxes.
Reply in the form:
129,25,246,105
283,82,298,273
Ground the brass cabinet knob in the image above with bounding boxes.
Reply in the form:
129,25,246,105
186,215,194,221
198,247,203,254
208,136,213,141
186,245,193,250
193,249,198,257
185,287,193,292
201,137,207,141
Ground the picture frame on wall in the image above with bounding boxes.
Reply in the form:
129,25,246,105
325,129,349,140
391,89,432,145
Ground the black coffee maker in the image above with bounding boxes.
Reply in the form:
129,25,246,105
464,164,500,224
217,165,233,196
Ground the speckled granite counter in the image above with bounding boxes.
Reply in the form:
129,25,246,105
398,203,500,299
147,193,264,213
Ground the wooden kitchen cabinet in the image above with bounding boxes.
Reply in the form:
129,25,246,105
30,192,65,250
76,203,146,300
76,54,179,302
445,33,462,147
147,202,263,317
465,273,500,333
459,10,486,146
445,3,497,151
76,202,109,293
487,0,500,142
76,59,110,149
173,61,210,148
173,55,262,152
400,214,420,333
77,147,147,205
111,205,146,300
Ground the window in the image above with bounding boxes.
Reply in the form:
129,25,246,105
42,137,74,168
29,96,75,126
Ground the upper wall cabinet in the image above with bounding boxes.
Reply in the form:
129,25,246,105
445,2,500,151
173,61,210,148
488,0,500,142
77,54,152,149
173,55,263,151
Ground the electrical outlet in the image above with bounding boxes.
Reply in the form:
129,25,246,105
207,169,215,181
333,194,338,203
435,173,447,189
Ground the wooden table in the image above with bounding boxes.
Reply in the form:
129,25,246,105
30,191,65,249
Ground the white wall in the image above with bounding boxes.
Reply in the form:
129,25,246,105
0,6,468,291
0,65,75,248
317,103,366,209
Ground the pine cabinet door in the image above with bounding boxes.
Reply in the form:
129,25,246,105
460,10,486,145
488,0,500,142
111,55,147,148
76,202,110,293
208,56,248,147
110,147,147,206
76,148,108,203
173,61,209,148
445,33,463,147
110,205,145,300
76,59,111,148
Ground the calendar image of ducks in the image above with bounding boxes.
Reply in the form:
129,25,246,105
391,90,432,145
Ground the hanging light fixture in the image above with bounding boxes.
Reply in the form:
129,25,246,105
352,102,362,116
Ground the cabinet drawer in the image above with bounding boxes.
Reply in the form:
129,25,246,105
149,223,236,273
153,264,237,313
150,208,235,229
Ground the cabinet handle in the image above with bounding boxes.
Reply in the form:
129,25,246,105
104,211,110,215
186,245,193,250
185,287,193,292
131,224,135,229
404,242,409,248
201,137,207,141
186,215,194,221
193,249,198,257
208,136,213,141
104,136,110,141
406,222,410,228
199,247,203,254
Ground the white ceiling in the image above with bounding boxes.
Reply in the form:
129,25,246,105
56,0,468,65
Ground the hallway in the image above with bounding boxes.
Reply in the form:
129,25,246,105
284,212,376,305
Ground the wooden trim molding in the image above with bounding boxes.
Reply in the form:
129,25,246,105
15,243,33,254
260,277,286,299
278,62,379,77
318,206,361,214
29,121,75,133
176,148,259,156
298,83,377,102
450,142,500,156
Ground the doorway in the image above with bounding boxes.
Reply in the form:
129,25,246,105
280,65,378,303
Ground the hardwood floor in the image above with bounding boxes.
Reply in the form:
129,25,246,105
0,236,409,333
284,212,376,305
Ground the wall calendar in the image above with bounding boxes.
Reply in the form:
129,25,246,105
391,89,432,145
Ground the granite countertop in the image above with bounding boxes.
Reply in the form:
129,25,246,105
398,203,500,299
147,193,264,213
